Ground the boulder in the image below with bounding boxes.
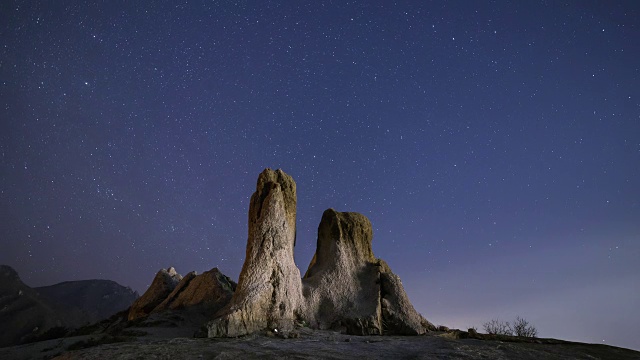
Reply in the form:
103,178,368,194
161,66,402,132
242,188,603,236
153,268,236,315
206,169,305,337
128,267,182,321
302,209,434,335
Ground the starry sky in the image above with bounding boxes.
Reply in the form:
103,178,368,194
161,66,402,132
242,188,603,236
1,0,639,350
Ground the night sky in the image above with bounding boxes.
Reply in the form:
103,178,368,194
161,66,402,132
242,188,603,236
1,0,639,350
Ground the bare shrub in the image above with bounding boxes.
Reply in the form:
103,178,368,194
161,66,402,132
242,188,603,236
482,319,512,335
482,316,538,338
511,316,538,338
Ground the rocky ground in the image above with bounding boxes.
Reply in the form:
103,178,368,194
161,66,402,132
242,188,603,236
1,325,638,360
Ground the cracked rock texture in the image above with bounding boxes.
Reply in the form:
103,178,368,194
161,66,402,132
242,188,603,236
206,169,305,337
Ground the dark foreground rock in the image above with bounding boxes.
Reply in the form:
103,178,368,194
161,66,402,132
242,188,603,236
1,327,638,360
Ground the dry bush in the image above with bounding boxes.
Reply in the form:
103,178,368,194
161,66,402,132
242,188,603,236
482,319,512,335
483,316,538,338
511,316,538,338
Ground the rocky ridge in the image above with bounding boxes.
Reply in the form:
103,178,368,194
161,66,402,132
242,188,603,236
128,267,182,321
0,265,137,348
36,279,139,328
128,267,235,322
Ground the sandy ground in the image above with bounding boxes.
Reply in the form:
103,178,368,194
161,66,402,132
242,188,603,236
1,326,638,360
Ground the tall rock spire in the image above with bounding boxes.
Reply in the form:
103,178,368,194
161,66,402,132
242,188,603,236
206,169,305,337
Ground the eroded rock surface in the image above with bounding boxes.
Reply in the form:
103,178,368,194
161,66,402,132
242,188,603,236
152,271,197,312
128,267,182,321
206,169,305,337
153,268,236,315
303,209,434,335
205,170,433,337
302,210,381,334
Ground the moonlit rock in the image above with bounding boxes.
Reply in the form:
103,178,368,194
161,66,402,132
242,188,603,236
206,169,305,337
153,268,236,313
302,209,435,335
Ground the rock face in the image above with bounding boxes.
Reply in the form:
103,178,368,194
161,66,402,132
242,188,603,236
302,209,434,335
302,210,380,334
153,268,236,315
128,267,182,321
206,169,305,337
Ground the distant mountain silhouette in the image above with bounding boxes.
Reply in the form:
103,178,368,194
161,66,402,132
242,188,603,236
0,265,138,347
36,279,139,327
0,265,62,347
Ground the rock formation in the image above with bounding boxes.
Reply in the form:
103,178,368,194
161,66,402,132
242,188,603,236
205,169,432,337
153,268,236,315
206,169,305,337
302,209,435,335
152,271,197,312
128,267,182,321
